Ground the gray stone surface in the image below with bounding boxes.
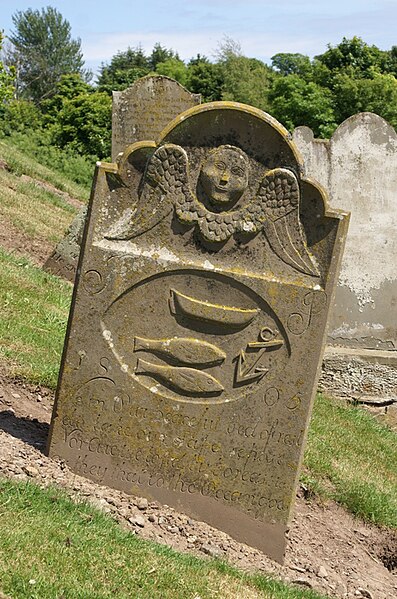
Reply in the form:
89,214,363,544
293,114,397,352
43,206,87,282
321,347,397,402
112,75,200,160
48,102,348,563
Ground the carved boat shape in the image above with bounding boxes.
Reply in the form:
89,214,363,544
170,288,259,328
135,358,224,395
134,336,226,366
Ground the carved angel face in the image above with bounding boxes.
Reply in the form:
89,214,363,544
200,146,249,206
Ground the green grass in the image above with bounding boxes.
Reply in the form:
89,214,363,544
0,168,77,244
0,135,90,201
303,393,397,527
0,479,327,599
0,249,72,387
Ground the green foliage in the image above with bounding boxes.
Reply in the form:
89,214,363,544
0,32,15,103
271,53,312,77
0,99,41,135
155,57,188,85
269,75,337,137
1,132,93,192
332,72,397,126
149,43,179,70
383,45,397,77
51,91,112,159
97,43,182,93
217,40,273,110
96,45,151,93
9,6,88,104
186,56,224,101
41,73,93,125
315,36,387,79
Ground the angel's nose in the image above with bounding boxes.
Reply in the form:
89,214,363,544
219,170,230,185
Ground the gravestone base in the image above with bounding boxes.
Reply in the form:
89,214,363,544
320,346,397,418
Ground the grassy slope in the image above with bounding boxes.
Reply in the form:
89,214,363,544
304,393,397,527
0,250,72,386
0,137,90,200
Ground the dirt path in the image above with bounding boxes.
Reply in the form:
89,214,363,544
0,375,395,599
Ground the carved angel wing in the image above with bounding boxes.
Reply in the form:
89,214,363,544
252,168,320,277
105,144,190,240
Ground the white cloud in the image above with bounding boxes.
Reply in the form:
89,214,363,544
82,29,325,69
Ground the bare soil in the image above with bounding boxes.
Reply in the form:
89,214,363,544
0,375,395,599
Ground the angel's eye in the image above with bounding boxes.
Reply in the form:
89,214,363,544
231,167,244,176
215,161,226,170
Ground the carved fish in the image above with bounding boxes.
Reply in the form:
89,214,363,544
135,358,224,395
134,336,226,366
170,288,259,328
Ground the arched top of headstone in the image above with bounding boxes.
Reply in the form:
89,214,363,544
158,101,304,168
294,112,397,149
330,111,397,145
112,75,201,160
105,101,343,288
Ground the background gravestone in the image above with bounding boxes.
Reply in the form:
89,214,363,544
47,102,349,563
44,206,87,282
293,114,397,407
44,76,201,282
112,75,201,160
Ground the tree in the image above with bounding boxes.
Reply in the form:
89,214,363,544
268,75,336,138
96,46,150,93
149,43,178,70
332,72,397,126
186,56,223,101
315,37,386,80
0,32,15,104
155,57,188,85
271,53,312,77
217,39,273,111
9,6,87,104
51,91,112,159
40,73,93,125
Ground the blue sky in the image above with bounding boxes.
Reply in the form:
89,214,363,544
1,0,397,76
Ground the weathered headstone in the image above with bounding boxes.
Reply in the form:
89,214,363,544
44,206,87,282
44,76,201,281
48,102,348,562
112,75,201,160
293,113,397,403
